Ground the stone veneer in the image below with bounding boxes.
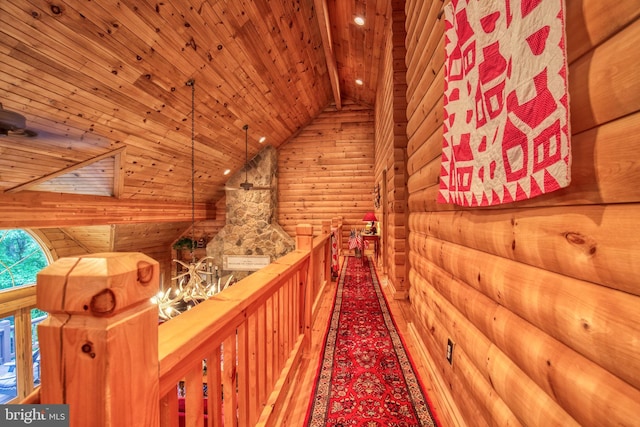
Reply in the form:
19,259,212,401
206,145,295,280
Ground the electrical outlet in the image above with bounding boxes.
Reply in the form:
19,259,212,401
446,338,455,365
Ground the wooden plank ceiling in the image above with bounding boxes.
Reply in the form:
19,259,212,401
0,0,390,251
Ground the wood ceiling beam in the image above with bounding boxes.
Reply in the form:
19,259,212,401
0,191,215,228
314,0,342,110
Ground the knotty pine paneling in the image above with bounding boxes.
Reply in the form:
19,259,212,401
278,100,375,247
35,228,91,260
0,0,336,203
401,0,640,425
64,225,114,253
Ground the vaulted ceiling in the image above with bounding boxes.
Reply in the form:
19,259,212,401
0,0,391,209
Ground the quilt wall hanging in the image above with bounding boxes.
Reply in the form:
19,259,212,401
438,0,571,206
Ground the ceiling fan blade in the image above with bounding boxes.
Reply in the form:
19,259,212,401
2,128,37,137
223,184,271,191
0,103,38,137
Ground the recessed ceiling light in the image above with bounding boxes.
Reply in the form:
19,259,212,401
355,78,364,86
259,136,266,143
354,16,365,26
223,169,231,175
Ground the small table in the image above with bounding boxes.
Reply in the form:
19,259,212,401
362,234,379,262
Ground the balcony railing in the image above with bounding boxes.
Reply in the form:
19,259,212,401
0,285,41,403
17,219,343,427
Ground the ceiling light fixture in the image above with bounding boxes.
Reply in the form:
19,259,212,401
355,78,364,86
225,125,271,191
354,16,365,26
223,169,231,175
259,136,266,144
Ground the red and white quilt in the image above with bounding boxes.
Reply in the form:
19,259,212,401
439,0,571,206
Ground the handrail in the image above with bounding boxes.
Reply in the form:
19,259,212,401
26,219,343,427
0,285,36,318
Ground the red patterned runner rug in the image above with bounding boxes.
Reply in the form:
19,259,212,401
305,256,439,426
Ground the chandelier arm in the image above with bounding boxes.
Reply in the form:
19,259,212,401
173,259,190,269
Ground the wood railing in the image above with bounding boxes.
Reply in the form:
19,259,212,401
28,220,341,427
0,285,40,403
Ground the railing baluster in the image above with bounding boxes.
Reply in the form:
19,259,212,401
160,389,179,427
265,296,275,391
206,346,222,427
247,312,258,425
256,305,267,411
278,287,285,371
237,321,250,426
185,361,205,427
223,333,237,427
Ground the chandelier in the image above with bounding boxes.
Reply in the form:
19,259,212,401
153,79,232,321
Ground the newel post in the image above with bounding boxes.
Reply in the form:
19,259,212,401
332,216,343,257
321,220,331,285
295,223,314,251
296,224,314,352
37,253,160,427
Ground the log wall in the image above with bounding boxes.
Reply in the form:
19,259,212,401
373,0,410,297
278,100,375,249
387,0,640,425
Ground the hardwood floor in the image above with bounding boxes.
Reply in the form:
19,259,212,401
274,256,459,426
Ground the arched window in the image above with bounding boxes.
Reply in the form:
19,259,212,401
0,229,50,290
0,229,50,403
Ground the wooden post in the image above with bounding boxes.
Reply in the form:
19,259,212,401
332,216,343,257
321,220,331,288
37,252,160,427
295,223,314,251
14,307,33,399
296,224,314,352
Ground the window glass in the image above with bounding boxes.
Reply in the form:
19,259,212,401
0,229,48,290
0,315,17,403
0,230,50,402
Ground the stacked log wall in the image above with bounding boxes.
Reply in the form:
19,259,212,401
400,0,640,425
278,100,375,250
374,0,410,295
